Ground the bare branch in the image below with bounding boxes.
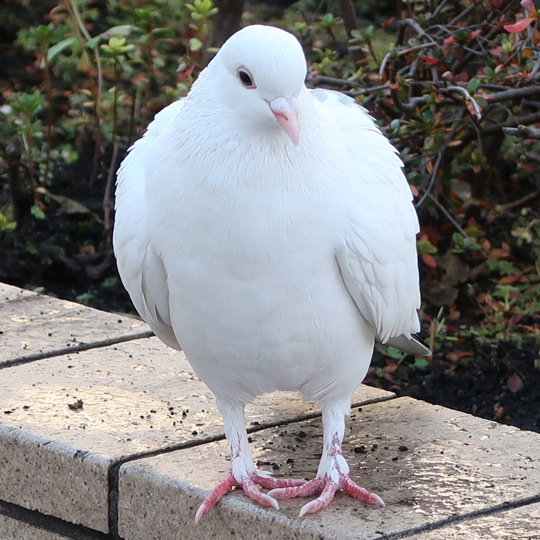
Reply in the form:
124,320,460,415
308,75,359,88
486,86,540,103
503,124,540,139
498,189,540,211
424,192,489,259
416,111,465,208
441,86,483,119
482,112,540,135
350,84,390,96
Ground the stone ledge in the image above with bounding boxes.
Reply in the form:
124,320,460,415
116,396,540,540
1,284,539,540
1,283,151,367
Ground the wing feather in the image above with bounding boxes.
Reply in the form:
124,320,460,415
113,100,185,350
312,89,425,351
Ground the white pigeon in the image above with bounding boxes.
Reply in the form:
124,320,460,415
113,24,429,521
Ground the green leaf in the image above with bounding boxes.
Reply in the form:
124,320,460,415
463,237,481,250
453,232,464,248
47,37,77,62
76,292,95,305
418,238,437,255
102,25,135,38
30,205,46,220
386,346,403,360
0,213,17,234
189,37,203,52
412,357,429,369
26,245,39,256
467,79,481,94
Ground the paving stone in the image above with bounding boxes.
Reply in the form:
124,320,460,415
0,283,151,366
117,397,540,540
409,502,540,540
0,515,64,540
0,335,391,533
0,283,35,302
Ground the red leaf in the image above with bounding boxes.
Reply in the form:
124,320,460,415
468,29,483,41
498,274,527,285
443,36,456,47
504,17,535,33
421,253,438,268
422,56,438,66
507,372,524,393
382,17,396,29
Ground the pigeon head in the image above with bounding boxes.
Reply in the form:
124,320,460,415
208,25,307,145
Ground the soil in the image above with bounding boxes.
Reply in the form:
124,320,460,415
0,168,133,314
1,173,539,434
368,340,540,433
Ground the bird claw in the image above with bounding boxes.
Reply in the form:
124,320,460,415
252,472,307,490
194,470,306,522
269,473,384,517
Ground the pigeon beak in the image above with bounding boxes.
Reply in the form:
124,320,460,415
268,96,300,146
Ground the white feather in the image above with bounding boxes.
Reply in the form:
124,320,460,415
114,24,427,516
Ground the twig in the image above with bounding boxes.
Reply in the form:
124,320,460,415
400,18,430,39
102,141,120,251
480,83,513,91
448,0,483,26
391,93,428,113
530,52,540,80
486,85,540,103
416,111,464,208
498,189,540,211
399,42,440,55
425,192,489,259
428,0,450,21
63,0,104,185
415,150,445,208
308,75,360,88
350,83,390,96
441,85,482,119
503,124,540,139
482,111,540,135
378,51,391,79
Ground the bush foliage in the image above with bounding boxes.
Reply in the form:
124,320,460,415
0,0,539,347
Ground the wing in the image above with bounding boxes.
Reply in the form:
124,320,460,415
113,100,185,350
311,89,429,355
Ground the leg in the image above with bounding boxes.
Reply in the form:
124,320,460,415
195,399,305,522
268,402,384,516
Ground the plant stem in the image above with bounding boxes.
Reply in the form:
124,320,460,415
43,52,53,185
63,0,104,184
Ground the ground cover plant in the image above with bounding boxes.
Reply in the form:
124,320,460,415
0,0,539,432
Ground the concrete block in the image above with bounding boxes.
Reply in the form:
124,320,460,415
117,397,540,540
0,283,150,366
0,514,65,540
0,335,391,533
410,502,540,540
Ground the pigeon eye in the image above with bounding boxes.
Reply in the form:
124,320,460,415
237,68,255,88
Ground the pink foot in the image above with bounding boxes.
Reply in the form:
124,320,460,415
194,470,307,522
268,473,384,517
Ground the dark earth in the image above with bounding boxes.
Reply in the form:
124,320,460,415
0,175,538,435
